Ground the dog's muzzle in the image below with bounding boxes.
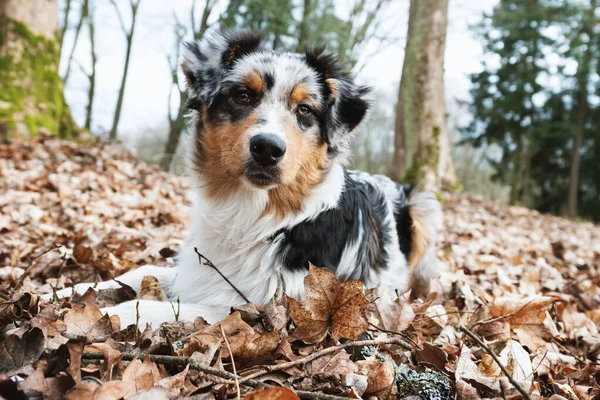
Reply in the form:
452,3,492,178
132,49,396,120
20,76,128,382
244,134,286,187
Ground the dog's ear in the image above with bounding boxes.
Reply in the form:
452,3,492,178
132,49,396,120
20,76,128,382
304,46,371,152
180,30,263,103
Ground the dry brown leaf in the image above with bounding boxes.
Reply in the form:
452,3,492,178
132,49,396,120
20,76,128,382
415,342,449,374
366,287,414,333
226,329,283,361
122,356,161,392
288,265,368,343
66,341,84,385
245,387,300,400
356,359,396,396
73,244,93,264
489,296,562,336
0,327,45,375
304,349,358,377
85,343,122,380
155,364,196,398
0,292,39,330
63,304,103,340
137,276,167,301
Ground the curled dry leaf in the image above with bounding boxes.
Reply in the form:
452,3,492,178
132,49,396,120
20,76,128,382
137,276,168,301
0,292,39,330
356,359,396,396
367,287,415,333
288,265,368,343
478,339,533,392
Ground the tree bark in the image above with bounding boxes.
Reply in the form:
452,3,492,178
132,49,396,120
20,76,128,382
109,0,141,140
0,0,77,138
389,0,457,190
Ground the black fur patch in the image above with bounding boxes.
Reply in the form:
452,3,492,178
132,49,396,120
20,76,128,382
264,72,275,90
275,172,388,280
221,31,264,68
394,184,415,262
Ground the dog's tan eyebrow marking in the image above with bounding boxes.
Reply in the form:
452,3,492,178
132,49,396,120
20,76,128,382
289,84,318,107
243,72,264,93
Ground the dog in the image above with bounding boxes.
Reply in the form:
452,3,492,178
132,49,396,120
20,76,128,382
49,30,443,328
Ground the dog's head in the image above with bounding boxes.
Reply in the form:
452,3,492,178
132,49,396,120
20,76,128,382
181,30,370,215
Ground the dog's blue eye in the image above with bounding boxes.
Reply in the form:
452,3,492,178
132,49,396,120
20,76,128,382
235,91,251,104
297,104,311,116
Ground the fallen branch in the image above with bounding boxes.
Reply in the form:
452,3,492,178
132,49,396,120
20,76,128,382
75,350,350,399
194,247,250,304
459,325,532,400
9,246,60,299
367,322,422,350
239,336,412,384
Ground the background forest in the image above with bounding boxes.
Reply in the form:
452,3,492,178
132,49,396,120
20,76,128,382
2,0,600,222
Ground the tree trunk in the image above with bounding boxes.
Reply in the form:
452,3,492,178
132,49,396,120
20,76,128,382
63,0,87,83
295,0,311,52
84,5,96,131
109,1,141,140
567,86,588,218
0,0,77,138
389,0,457,190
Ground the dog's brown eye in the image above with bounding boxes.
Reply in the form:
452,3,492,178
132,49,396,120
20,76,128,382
235,90,251,104
297,104,311,116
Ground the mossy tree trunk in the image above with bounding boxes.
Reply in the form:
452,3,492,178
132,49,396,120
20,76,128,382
0,0,77,139
390,0,457,191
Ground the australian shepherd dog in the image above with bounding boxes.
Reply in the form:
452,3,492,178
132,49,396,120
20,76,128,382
50,30,443,327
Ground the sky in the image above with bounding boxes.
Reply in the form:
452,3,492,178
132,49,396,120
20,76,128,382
60,0,499,147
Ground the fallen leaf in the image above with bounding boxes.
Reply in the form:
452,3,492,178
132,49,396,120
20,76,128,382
288,265,368,343
0,327,45,375
122,356,161,392
356,359,395,395
245,387,300,400
137,276,167,301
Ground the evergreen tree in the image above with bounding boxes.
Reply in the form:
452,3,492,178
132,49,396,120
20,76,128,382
465,0,600,221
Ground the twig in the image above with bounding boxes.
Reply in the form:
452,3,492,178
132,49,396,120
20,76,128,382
194,247,250,304
47,350,351,399
239,336,412,384
367,322,422,350
9,246,60,298
459,325,532,400
135,300,140,345
221,324,241,400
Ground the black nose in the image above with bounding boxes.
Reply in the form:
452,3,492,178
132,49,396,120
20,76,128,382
250,134,287,167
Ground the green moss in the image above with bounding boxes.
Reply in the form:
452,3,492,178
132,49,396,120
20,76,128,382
0,18,77,138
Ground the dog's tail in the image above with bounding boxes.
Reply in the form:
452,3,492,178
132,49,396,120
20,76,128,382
401,186,443,298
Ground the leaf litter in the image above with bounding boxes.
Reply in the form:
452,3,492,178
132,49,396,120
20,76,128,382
0,136,599,399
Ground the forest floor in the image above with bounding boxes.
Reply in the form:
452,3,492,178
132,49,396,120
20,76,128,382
1,136,599,399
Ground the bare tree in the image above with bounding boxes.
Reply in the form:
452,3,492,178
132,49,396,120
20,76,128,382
191,0,216,40
58,0,73,56
295,0,311,52
159,0,217,171
109,0,142,140
390,0,457,190
160,22,187,172
75,0,97,131
63,0,88,83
